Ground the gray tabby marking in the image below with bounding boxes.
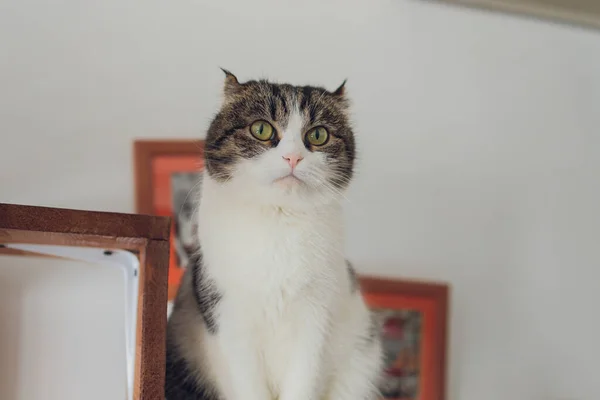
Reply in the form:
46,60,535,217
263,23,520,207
346,260,359,293
190,250,222,334
165,332,220,400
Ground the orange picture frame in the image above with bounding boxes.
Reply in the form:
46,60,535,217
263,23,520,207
134,139,204,301
359,277,449,400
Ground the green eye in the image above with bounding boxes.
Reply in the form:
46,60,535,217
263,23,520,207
250,120,275,141
306,127,329,146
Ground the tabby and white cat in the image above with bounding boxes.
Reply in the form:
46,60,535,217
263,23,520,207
165,70,383,400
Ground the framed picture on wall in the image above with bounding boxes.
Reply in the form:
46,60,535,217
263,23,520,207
134,139,204,301
359,276,449,400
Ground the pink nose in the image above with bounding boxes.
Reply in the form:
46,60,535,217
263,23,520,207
282,153,303,169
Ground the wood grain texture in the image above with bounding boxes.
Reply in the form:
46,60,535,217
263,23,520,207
135,239,170,400
133,139,204,215
1,228,146,250
0,203,171,400
0,203,170,241
359,275,450,400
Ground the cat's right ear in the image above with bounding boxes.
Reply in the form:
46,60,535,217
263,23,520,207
220,68,241,99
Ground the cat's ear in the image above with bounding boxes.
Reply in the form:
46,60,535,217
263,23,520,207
332,79,347,97
220,67,241,98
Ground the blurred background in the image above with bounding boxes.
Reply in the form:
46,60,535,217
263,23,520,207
1,0,599,399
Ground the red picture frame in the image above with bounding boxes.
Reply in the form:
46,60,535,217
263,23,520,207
359,276,449,400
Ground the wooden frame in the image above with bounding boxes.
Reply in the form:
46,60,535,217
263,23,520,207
436,0,600,30
359,276,449,400
0,203,171,400
134,139,205,301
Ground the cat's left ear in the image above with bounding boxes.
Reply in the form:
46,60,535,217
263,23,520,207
332,79,347,97
220,67,241,99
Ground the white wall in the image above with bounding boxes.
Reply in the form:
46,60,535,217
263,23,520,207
0,256,127,399
1,0,599,399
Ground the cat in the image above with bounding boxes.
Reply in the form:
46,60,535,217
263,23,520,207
165,70,383,400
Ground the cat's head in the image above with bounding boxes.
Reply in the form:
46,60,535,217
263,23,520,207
204,70,356,208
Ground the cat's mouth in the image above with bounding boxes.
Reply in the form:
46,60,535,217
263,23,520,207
273,173,303,185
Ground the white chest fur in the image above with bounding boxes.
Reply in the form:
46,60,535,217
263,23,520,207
197,178,346,301
196,177,351,397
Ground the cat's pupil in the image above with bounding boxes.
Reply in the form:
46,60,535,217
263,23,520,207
258,124,264,134
315,130,320,139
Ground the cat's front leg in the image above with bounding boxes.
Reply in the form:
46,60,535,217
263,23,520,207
217,310,271,400
278,302,331,400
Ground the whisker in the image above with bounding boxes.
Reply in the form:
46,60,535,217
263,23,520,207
178,174,205,216
302,169,351,204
